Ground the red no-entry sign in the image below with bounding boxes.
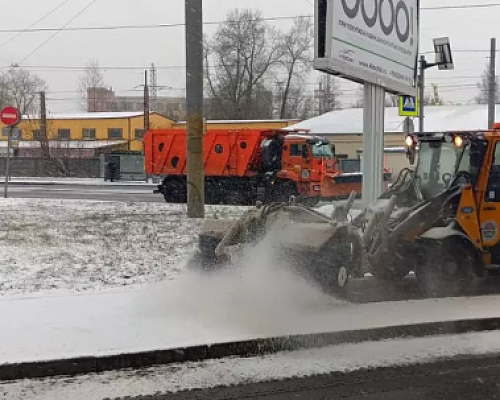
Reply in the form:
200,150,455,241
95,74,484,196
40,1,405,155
0,106,21,126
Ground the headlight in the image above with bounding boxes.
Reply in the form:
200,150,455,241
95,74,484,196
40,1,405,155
301,170,310,179
454,135,464,148
405,135,414,147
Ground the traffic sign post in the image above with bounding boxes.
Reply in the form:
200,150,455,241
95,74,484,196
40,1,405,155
1,106,22,198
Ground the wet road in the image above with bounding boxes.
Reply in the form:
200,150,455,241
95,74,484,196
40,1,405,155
1,184,163,203
125,354,500,400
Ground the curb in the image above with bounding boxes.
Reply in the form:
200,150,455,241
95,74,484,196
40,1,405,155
1,317,500,382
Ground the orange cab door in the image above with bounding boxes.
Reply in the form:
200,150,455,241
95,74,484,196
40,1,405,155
479,140,500,249
283,141,309,176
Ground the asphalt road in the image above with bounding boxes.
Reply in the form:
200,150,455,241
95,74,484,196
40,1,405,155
123,354,500,400
2,184,164,203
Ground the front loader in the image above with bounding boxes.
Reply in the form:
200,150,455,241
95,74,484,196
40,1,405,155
197,128,500,298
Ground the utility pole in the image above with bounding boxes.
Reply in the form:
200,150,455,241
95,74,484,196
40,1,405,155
419,55,426,133
150,63,158,113
185,0,205,218
488,38,497,130
3,126,12,198
316,82,324,115
144,70,150,132
40,91,48,157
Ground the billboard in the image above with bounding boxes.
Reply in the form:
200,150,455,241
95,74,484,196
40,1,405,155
315,0,419,95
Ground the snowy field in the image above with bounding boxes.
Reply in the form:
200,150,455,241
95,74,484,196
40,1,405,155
0,197,353,297
0,198,248,297
3,330,500,400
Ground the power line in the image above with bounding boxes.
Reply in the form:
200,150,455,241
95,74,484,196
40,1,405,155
0,3,498,35
421,2,500,10
17,0,98,64
0,0,73,51
0,15,305,34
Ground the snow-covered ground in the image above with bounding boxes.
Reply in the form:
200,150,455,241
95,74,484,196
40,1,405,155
0,198,356,297
3,330,500,400
0,198,248,297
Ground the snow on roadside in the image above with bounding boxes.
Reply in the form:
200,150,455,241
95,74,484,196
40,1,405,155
0,199,248,297
3,330,500,400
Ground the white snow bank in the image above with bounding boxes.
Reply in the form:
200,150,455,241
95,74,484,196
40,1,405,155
4,330,500,400
0,199,248,297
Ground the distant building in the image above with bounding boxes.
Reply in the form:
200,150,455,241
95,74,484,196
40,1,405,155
87,87,186,121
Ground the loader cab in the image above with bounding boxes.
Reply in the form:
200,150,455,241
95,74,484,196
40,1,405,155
411,132,480,200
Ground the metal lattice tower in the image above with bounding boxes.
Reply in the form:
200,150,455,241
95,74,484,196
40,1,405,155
150,63,158,112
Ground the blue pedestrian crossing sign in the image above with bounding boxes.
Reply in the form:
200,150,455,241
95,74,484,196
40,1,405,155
399,95,419,117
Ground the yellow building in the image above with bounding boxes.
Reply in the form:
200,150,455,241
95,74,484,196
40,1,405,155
0,112,173,154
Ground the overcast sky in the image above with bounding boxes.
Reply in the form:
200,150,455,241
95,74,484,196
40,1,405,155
1,0,499,113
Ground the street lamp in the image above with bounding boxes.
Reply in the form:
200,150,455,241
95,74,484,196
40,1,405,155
419,37,454,133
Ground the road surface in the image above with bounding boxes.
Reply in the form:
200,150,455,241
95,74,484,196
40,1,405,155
1,183,163,203
126,354,500,400
0,183,356,206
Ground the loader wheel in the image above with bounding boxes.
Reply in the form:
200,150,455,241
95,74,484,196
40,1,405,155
370,250,411,282
416,239,476,298
311,228,363,297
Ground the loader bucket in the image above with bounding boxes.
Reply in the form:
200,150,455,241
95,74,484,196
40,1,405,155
197,204,364,296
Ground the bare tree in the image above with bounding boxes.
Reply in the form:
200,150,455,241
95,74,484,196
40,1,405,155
315,74,341,115
0,66,46,115
78,59,107,111
277,17,313,119
475,62,500,104
385,93,399,107
205,9,280,119
351,85,365,108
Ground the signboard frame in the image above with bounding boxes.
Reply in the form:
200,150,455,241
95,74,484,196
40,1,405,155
314,0,420,96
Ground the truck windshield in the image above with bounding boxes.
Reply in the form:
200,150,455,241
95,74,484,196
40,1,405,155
311,143,333,158
415,140,469,199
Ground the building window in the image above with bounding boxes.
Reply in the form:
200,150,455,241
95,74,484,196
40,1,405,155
32,129,41,140
2,127,21,140
57,129,71,140
82,128,96,140
108,128,123,140
135,129,146,140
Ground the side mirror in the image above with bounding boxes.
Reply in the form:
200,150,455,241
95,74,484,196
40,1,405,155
470,140,488,167
302,146,309,159
331,144,336,157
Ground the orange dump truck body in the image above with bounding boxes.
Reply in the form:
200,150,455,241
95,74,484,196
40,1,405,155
145,129,273,178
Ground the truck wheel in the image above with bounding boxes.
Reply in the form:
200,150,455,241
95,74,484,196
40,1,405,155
273,181,297,204
416,239,476,298
162,178,187,203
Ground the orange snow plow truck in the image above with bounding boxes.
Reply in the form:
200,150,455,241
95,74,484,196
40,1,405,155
144,128,390,206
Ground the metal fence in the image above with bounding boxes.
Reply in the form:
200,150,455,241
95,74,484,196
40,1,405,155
0,157,101,178
0,153,147,180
